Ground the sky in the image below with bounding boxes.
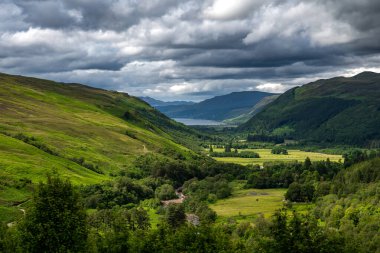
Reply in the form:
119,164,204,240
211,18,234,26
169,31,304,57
1,0,380,101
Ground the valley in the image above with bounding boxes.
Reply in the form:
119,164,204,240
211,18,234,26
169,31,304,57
0,72,379,252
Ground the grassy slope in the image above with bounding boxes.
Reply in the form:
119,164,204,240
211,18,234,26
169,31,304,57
223,95,280,125
0,73,196,208
240,72,380,145
209,148,342,165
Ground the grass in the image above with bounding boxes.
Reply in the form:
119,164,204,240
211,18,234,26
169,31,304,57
0,206,23,224
0,73,195,223
145,208,161,228
210,188,286,222
210,187,313,223
210,148,342,165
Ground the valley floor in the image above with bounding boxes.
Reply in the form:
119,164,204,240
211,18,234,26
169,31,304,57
210,148,342,165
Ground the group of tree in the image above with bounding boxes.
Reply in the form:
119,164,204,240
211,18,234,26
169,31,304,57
134,153,251,185
246,134,284,144
210,151,260,158
271,146,288,155
182,176,232,202
245,158,341,190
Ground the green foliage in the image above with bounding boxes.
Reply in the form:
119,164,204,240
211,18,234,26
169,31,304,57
271,146,288,155
87,207,150,252
266,210,344,252
13,133,59,156
184,199,217,224
241,73,380,146
224,143,232,152
164,204,186,228
183,176,232,201
246,159,342,189
155,184,177,201
343,149,380,168
80,177,154,209
134,153,251,185
19,175,87,253
285,182,315,202
312,157,380,253
210,151,260,158
247,134,284,143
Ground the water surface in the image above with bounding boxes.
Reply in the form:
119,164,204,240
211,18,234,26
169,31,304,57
173,118,225,126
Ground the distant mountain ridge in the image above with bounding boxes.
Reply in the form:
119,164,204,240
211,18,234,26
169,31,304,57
140,96,195,107
240,72,380,146
153,91,276,122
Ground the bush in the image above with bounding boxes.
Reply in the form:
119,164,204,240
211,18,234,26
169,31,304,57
210,151,260,158
19,175,87,252
155,184,177,200
271,146,288,155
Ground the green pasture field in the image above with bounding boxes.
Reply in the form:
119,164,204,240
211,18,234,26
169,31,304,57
210,188,286,222
210,188,313,223
210,148,342,165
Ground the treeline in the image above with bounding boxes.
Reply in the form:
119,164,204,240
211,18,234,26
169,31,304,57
247,134,284,144
210,151,260,158
133,153,250,185
245,158,342,189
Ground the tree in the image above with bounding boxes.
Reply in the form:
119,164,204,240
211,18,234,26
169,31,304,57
285,182,303,202
285,182,315,202
304,157,312,170
209,145,213,152
155,184,177,200
271,146,288,155
19,174,87,253
224,144,231,153
164,204,186,228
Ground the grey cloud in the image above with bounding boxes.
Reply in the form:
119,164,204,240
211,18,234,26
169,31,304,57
0,0,379,100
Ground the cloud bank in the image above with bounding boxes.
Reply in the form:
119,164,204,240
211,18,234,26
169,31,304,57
1,0,379,100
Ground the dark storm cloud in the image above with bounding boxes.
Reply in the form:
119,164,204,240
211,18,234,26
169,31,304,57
0,0,379,100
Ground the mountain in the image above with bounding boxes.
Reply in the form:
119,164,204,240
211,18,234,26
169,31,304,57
240,72,380,146
157,91,276,121
0,73,199,199
139,96,195,107
223,95,279,125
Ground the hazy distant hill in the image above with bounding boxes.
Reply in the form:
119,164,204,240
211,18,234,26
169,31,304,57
140,96,195,107
157,91,276,121
240,72,380,146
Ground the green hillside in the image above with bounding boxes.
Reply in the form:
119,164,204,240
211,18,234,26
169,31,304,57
223,95,279,124
0,73,198,204
240,72,380,146
157,91,275,121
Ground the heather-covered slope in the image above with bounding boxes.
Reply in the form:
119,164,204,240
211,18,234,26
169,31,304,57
0,73,198,203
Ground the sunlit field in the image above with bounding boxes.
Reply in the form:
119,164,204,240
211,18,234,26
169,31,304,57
209,148,342,165
210,188,286,222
